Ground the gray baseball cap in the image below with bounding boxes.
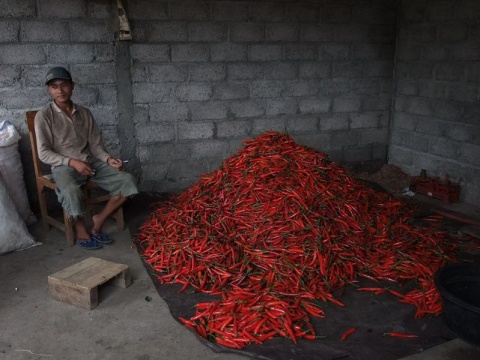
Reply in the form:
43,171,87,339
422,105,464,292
45,67,72,85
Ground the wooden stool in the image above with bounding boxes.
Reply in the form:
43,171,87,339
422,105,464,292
48,257,131,310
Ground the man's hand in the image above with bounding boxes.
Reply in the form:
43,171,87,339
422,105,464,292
69,159,95,176
107,157,124,170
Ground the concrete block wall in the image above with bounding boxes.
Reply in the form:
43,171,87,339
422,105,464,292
129,0,398,192
390,0,480,203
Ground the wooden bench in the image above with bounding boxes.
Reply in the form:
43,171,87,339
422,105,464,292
48,257,131,310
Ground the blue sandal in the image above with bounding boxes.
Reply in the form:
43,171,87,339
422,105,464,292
77,238,103,250
91,233,114,244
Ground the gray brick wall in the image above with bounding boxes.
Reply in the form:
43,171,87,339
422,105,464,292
5,0,477,207
390,0,480,204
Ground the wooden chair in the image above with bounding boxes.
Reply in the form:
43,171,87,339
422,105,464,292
26,110,124,246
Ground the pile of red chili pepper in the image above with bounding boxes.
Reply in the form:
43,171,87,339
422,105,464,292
136,131,463,349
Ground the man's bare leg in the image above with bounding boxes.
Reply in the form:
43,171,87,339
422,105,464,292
91,195,126,234
74,218,91,240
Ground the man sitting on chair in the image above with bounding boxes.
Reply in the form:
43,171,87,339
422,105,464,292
35,66,138,249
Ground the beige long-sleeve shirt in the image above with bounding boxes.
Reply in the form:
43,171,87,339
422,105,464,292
34,102,111,168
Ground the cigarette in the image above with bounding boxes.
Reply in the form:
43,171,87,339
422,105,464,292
123,160,129,163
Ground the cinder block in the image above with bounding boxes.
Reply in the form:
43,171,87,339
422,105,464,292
189,140,229,159
286,117,318,133
434,63,463,81
391,112,416,131
132,66,148,82
299,98,330,114
133,82,174,104
38,0,86,18
396,44,421,61
350,113,380,129
217,120,251,138
176,83,213,102
0,20,19,42
456,1,480,21
227,62,263,80
249,45,283,61
320,5,354,24
252,118,286,135
148,22,188,42
404,132,429,152
396,80,419,96
189,23,227,42
287,4,318,22
98,86,116,106
168,158,210,179
319,79,352,96
319,114,349,131
331,130,360,147
230,23,265,42
364,95,391,111
22,65,50,87
265,98,297,116
333,96,362,112
294,133,332,153
389,145,414,166
459,143,480,166
428,2,455,22
136,122,175,144
266,24,299,42
284,80,319,97
138,143,189,163
189,101,228,121
150,64,188,82
367,25,395,43
72,86,98,107
189,63,226,82
48,44,95,64
353,79,382,95
251,3,285,22
149,102,188,122
250,80,283,98
406,98,432,117
213,82,249,100
299,62,331,79
372,144,388,161
90,107,117,126
0,88,49,109
133,105,149,124
343,146,372,162
94,44,114,62
319,43,351,60
142,163,168,182
87,1,111,19
449,83,478,103
333,61,363,78
171,44,209,62
443,123,475,143
264,62,298,80
300,24,332,42
230,100,265,118
334,25,367,42
359,127,388,145
0,45,46,64
429,137,459,159
170,1,209,20
284,45,317,61
0,65,19,87
70,21,108,42
2,0,36,17
211,2,248,21
211,44,247,62
178,122,214,140
131,44,170,63
364,60,393,77
72,64,116,84
127,1,168,20
396,62,433,80
438,24,468,42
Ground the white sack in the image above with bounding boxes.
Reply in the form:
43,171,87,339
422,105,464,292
0,120,21,147
0,178,38,255
0,142,37,226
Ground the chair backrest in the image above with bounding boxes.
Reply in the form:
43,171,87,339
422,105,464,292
25,110,45,179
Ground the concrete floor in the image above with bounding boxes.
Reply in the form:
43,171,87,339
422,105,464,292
1,197,479,360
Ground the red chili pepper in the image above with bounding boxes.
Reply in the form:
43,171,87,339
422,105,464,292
383,332,418,338
340,327,356,341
